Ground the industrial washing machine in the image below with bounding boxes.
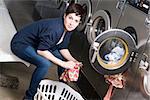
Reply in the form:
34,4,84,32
83,0,150,100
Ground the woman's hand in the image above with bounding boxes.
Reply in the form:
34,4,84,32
74,61,83,68
59,69,71,82
63,61,76,69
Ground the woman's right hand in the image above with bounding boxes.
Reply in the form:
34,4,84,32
63,61,76,69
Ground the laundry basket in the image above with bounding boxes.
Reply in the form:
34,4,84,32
34,79,84,100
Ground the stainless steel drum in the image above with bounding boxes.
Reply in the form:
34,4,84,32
89,29,137,75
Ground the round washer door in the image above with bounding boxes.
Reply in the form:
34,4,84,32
86,10,111,44
89,29,137,75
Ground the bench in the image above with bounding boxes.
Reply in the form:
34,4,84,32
0,0,30,67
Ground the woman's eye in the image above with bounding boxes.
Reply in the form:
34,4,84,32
75,20,79,23
68,16,73,20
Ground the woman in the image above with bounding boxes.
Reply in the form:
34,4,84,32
11,3,85,100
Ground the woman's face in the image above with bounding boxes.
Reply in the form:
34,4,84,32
64,13,81,31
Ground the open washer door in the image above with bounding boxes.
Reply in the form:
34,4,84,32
89,29,137,75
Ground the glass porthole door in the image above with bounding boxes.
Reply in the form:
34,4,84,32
89,29,137,75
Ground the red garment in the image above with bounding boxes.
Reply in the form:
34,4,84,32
60,64,80,82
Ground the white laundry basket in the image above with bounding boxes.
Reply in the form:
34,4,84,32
34,79,84,100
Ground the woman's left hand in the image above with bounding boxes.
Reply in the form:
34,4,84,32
60,61,83,82
74,61,83,68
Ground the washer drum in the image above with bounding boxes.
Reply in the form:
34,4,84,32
89,29,137,75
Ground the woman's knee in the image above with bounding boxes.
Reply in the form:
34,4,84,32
37,59,52,69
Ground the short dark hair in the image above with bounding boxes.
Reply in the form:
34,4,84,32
65,3,86,21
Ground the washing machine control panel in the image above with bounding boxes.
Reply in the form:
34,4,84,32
127,0,149,14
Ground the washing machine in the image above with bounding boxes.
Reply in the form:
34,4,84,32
82,0,150,99
110,0,150,100
85,0,125,44
69,0,138,99
69,0,150,99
